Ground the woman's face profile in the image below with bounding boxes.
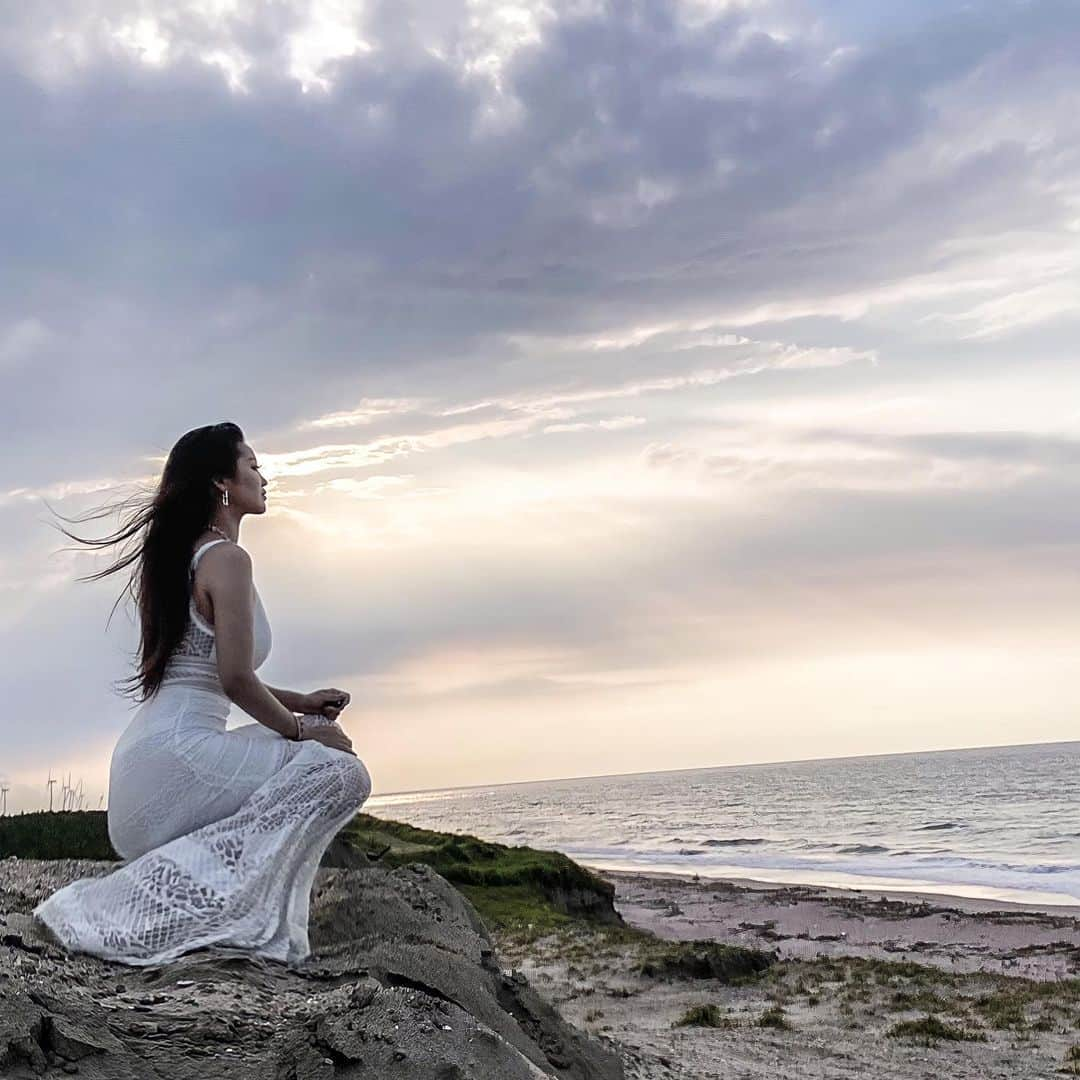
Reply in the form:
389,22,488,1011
231,442,268,514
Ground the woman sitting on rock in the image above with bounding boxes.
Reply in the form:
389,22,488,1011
33,421,372,967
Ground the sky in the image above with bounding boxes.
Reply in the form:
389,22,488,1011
1,0,1079,814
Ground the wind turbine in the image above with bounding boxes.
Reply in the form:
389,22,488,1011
0,783,8,817
46,770,56,813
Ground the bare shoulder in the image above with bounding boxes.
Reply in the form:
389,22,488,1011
199,541,253,582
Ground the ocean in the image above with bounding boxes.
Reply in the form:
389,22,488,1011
367,740,1080,906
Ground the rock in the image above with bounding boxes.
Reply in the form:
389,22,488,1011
544,883,623,925
320,833,372,870
0,987,134,1078
1,912,57,956
0,990,50,1074
319,830,624,927
0,859,624,1080
49,1012,126,1061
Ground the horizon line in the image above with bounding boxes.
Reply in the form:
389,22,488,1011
369,736,1080,801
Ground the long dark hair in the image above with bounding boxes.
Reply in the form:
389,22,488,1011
44,423,246,703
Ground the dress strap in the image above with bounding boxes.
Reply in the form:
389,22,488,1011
190,538,231,576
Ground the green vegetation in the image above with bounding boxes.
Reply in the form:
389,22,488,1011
889,989,961,1015
673,1003,737,1029
973,982,1080,1032
341,813,620,934
342,815,613,899
756,1005,791,1030
754,954,1080,1048
636,940,775,983
512,919,655,960
457,883,576,937
0,810,116,860
886,1015,985,1043
976,990,1028,1030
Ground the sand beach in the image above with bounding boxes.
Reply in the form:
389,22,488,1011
494,869,1080,1079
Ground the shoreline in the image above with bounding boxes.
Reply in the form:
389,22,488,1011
574,857,1080,911
588,864,1080,918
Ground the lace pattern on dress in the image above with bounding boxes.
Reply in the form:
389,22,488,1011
35,743,371,967
158,539,269,695
159,611,222,693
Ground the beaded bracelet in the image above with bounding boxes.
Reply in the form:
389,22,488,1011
292,713,339,740
304,713,336,727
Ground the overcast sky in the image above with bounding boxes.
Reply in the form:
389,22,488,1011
2,0,1079,813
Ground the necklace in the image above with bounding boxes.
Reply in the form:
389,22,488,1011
209,524,234,542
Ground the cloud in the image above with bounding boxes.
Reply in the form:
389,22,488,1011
542,415,646,433
4,0,1080,801
642,425,1080,492
802,428,1080,468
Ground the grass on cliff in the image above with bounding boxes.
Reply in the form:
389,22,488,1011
0,809,617,937
340,813,618,935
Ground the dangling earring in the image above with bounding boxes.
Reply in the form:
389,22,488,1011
222,489,229,507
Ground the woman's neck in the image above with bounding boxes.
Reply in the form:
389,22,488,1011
207,521,239,543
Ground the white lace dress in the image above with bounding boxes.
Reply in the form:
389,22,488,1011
33,538,372,968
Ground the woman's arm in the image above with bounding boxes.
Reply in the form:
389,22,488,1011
206,545,302,740
264,684,308,713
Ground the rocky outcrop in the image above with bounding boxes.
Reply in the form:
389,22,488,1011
542,882,621,924
0,857,624,1079
333,819,626,927
322,835,622,927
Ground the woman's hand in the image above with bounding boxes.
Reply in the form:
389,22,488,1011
307,725,356,756
298,715,356,756
301,688,351,722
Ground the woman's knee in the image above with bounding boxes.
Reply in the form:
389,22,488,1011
107,815,138,861
340,755,371,809
107,810,161,861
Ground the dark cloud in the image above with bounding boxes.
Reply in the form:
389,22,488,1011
1,0,1077,488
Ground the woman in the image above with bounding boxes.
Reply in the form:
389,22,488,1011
32,422,372,968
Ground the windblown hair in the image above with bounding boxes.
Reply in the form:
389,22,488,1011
44,423,246,704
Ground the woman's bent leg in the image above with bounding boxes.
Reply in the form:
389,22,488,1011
35,742,372,966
